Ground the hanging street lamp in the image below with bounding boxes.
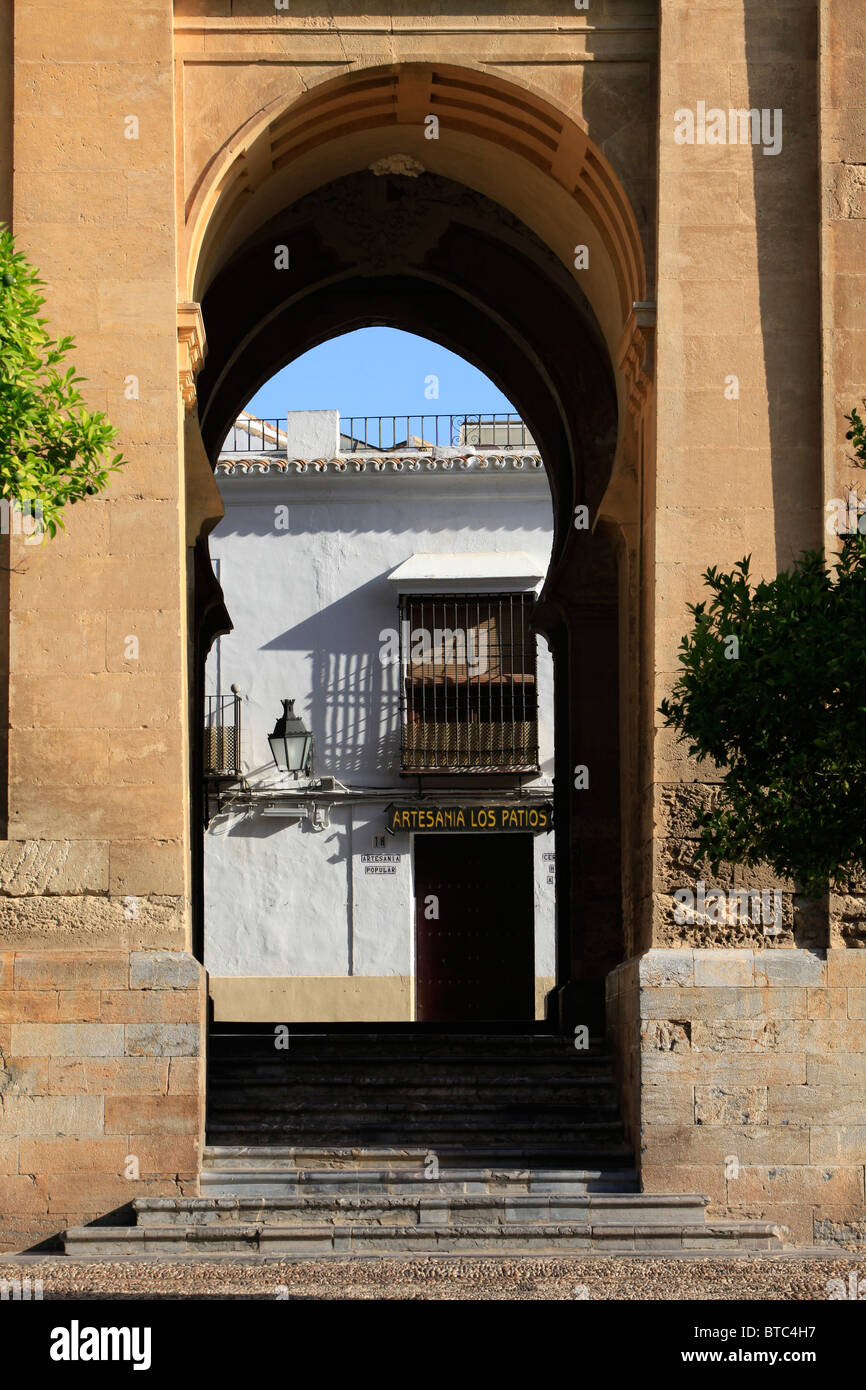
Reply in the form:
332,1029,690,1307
268,698,313,778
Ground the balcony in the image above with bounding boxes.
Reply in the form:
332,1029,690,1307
219,413,536,456
399,593,539,774
204,693,242,777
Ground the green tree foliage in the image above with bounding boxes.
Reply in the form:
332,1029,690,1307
659,406,866,898
0,225,125,538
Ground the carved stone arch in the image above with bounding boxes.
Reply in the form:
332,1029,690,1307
186,65,653,1015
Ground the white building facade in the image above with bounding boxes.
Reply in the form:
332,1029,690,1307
204,411,556,1024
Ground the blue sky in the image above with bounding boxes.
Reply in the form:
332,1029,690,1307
245,328,518,421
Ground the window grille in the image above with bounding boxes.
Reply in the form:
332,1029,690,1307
398,593,539,772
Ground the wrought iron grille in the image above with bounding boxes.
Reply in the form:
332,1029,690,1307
204,693,242,776
398,593,539,772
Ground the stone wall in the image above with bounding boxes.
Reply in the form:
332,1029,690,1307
0,947,204,1252
608,948,866,1247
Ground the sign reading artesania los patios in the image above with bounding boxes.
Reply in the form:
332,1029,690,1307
386,803,552,833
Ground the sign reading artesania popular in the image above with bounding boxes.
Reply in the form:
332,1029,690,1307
386,803,553,833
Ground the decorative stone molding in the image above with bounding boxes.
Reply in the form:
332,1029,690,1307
368,154,426,178
215,453,545,477
618,300,656,419
177,302,207,413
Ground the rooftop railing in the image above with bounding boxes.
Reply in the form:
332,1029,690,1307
220,414,536,454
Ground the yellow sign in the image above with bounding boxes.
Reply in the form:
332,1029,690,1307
386,803,552,834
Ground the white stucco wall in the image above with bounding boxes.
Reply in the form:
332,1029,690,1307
204,444,556,1017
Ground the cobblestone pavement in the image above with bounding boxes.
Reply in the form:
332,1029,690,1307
1,1254,864,1300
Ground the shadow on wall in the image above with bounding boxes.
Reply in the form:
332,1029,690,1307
261,573,400,777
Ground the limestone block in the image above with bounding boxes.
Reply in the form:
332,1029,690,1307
13,952,127,990
642,1051,804,1086
11,611,107,675
0,841,109,897
104,1095,198,1136
18,1137,131,1174
0,1138,19,1175
643,1084,695,1125
0,1095,103,1136
638,949,694,987
693,950,754,987
827,950,866,987
694,1086,768,1127
0,991,59,1022
109,728,184,786
690,1019,783,1053
802,1021,866,1052
640,986,806,1022
100,990,200,1023
48,1058,169,1096
9,731,111,789
769,1084,866,1128
125,1024,199,1057
127,1135,199,1179
129,951,200,991
0,1176,51,1215
10,1022,124,1059
0,896,185,950
10,783,184,843
807,1055,866,1086
165,1060,200,1095
806,988,848,1019
0,1057,49,1095
641,1125,810,1167
732,1166,865,1208
848,989,866,1018
809,1127,866,1165
57,990,102,1022
640,1019,692,1053
753,949,826,986
641,1162,725,1203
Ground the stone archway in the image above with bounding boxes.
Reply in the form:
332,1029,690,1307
183,67,653,1019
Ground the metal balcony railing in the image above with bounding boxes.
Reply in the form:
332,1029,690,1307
339,414,535,452
219,414,536,454
204,693,242,777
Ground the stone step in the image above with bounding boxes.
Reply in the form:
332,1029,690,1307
132,1192,711,1227
199,1165,641,1196
205,1126,628,1149
207,1099,622,1122
64,1218,787,1256
208,1074,618,1095
209,1039,607,1064
201,1143,636,1170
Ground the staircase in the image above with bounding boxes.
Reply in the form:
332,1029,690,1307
63,1030,788,1255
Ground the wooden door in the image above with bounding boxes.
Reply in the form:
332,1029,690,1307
414,833,534,1022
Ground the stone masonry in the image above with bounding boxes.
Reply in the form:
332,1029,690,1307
0,944,204,1251
608,949,866,1247
0,0,863,1249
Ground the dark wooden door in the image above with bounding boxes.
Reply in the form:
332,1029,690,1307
414,833,534,1022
